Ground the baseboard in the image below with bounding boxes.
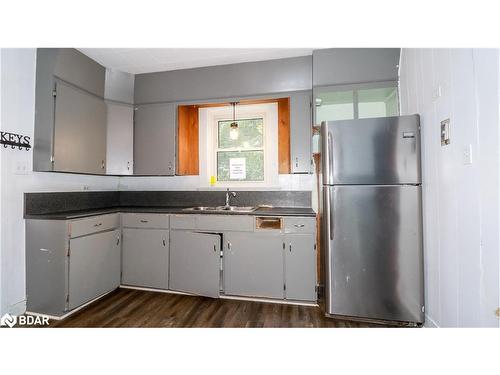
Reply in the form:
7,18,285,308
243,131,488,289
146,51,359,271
423,314,439,328
221,294,318,307
5,299,26,316
120,285,318,307
119,285,192,296
26,289,115,321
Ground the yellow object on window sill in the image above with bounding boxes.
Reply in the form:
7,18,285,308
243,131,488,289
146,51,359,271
210,176,216,186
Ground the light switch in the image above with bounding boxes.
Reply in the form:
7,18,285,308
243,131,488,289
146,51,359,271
463,144,473,165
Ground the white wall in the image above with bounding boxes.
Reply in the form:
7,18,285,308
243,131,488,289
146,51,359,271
0,49,120,315
399,48,500,327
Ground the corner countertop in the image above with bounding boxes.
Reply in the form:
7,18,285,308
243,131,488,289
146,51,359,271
24,206,316,220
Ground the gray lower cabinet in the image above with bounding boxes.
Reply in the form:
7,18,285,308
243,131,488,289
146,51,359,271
224,232,284,299
169,230,221,298
26,214,121,317
121,228,169,289
68,229,121,309
53,80,107,174
134,103,176,175
284,234,316,301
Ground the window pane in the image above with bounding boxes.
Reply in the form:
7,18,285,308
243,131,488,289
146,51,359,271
218,118,263,149
315,90,354,123
358,87,399,119
217,150,264,181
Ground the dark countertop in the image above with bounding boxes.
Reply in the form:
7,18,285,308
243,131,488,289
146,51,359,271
24,206,316,220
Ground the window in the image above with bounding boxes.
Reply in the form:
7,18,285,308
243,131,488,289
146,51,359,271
358,87,399,119
199,102,279,187
314,83,399,124
216,118,264,181
315,90,354,122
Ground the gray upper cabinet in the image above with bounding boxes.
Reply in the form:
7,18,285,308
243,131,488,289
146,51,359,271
170,230,221,298
106,102,134,175
68,228,121,310
33,48,107,173
284,234,316,301
53,81,107,174
134,103,176,175
312,48,400,87
224,232,284,299
290,91,312,173
105,68,134,175
121,228,169,289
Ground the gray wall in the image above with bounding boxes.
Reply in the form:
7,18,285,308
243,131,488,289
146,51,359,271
313,48,400,86
134,55,313,104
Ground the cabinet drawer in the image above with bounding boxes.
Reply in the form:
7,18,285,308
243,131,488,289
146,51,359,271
170,214,197,230
121,213,169,229
69,214,119,238
196,215,253,232
283,217,316,234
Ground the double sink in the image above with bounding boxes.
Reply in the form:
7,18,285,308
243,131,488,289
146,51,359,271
183,206,257,213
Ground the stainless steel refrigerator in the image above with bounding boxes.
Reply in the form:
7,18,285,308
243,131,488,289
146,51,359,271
321,115,424,324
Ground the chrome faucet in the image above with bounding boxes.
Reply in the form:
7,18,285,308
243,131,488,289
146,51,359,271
224,188,236,209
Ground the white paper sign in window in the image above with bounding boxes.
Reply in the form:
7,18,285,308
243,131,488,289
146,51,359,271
229,158,246,179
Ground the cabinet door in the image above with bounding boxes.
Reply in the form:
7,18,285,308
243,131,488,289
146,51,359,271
121,228,169,289
224,232,284,299
68,229,121,310
290,91,312,173
284,234,317,301
170,231,221,298
53,80,107,174
134,103,176,175
106,102,133,175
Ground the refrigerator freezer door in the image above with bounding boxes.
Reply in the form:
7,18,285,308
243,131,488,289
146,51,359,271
322,115,421,185
324,185,424,323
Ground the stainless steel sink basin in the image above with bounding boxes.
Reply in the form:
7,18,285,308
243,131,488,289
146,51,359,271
215,206,256,212
183,206,256,213
184,206,218,211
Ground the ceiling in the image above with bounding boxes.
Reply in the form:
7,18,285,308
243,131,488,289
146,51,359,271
78,48,313,75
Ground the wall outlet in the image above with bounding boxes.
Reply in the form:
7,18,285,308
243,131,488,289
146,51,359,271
14,160,29,175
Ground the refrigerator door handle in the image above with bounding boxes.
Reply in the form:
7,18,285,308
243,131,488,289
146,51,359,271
321,122,334,185
324,187,334,241
328,131,333,183
329,188,334,240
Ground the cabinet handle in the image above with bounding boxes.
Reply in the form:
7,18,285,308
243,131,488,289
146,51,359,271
101,160,105,169
116,237,120,246
140,220,148,223
289,243,292,252
94,222,102,227
127,161,130,170
227,242,231,250
295,157,299,168
162,238,166,246
294,224,305,228
214,244,217,252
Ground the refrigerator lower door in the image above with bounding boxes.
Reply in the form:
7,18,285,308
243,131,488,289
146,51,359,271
324,185,424,323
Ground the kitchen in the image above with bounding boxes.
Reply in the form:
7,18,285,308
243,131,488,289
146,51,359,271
2,45,497,329
1,2,500,371
9,47,416,326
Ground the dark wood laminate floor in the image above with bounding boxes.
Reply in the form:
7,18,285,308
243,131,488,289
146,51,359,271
46,288,385,328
